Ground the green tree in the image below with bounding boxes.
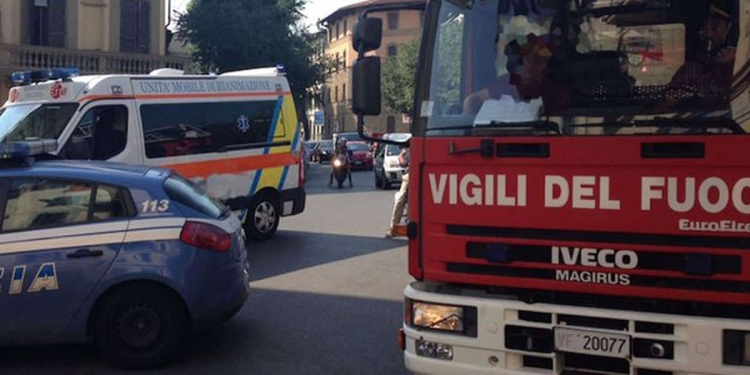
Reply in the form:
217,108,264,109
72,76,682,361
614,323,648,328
177,0,327,129
382,37,421,115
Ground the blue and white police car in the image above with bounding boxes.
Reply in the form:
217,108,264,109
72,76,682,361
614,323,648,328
0,140,251,369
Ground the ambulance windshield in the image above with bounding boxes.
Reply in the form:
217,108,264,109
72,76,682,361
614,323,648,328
0,103,79,143
423,0,748,135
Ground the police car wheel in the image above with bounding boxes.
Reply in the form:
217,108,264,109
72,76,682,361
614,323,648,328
94,285,188,369
245,194,280,241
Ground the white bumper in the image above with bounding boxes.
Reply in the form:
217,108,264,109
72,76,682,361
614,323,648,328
403,283,750,375
384,165,406,182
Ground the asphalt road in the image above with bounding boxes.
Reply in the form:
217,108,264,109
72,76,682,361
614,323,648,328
3,163,413,375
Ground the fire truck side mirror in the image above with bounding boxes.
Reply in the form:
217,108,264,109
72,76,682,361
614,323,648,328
352,56,381,117
352,18,382,54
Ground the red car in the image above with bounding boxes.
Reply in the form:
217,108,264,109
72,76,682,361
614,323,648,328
346,141,373,170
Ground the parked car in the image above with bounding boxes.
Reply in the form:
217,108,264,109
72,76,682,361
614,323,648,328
317,140,334,163
304,140,319,162
0,140,250,369
333,132,369,147
347,141,374,170
374,133,412,189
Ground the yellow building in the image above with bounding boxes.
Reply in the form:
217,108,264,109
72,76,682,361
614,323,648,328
0,0,191,102
320,0,424,137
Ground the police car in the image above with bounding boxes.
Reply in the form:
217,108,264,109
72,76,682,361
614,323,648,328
0,140,251,369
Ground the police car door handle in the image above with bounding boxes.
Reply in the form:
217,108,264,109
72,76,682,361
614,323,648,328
67,249,104,259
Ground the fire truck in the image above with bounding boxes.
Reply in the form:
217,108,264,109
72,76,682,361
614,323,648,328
353,0,750,374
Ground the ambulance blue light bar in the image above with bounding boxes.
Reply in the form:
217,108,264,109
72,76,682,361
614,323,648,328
0,140,58,159
11,68,80,85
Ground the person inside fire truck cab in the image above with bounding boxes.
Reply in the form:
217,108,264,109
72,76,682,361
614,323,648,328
656,0,737,112
462,17,578,116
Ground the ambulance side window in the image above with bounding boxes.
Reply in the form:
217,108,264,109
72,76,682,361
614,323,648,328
140,101,279,158
62,105,128,160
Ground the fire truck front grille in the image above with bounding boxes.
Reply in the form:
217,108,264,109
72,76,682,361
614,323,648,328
564,353,629,374
558,314,628,331
505,308,682,374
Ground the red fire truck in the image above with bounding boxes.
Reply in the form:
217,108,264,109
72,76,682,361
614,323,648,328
354,0,749,374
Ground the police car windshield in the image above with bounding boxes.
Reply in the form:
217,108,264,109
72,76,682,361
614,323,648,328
0,103,78,142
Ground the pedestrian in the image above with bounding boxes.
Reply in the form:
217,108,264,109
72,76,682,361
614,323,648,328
386,147,410,238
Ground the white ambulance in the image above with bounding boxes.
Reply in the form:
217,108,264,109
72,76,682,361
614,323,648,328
1,67,305,240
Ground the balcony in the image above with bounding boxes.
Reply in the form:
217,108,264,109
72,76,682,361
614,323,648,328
0,44,192,76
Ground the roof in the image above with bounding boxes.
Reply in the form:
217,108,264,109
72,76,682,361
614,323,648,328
1,159,165,187
322,0,426,23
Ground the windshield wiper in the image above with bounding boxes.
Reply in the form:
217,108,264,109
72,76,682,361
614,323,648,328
429,120,561,135
569,117,745,135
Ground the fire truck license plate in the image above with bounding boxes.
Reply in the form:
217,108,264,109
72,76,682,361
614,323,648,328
554,327,630,358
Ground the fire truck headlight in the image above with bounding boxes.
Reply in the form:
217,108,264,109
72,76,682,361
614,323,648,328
407,300,477,336
722,330,750,366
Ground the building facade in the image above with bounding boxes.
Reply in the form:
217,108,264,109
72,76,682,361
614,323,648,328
0,0,191,102
305,29,327,141
319,0,424,139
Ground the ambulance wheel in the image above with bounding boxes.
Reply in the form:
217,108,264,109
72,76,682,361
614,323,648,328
94,284,189,370
245,193,280,241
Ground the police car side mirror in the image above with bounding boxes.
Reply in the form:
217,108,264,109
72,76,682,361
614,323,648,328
352,56,381,116
352,18,382,54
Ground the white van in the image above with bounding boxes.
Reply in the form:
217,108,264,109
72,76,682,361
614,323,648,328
373,133,411,189
1,67,305,240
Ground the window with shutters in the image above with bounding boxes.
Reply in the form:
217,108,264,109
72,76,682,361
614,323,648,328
121,0,151,54
29,0,66,47
387,12,399,30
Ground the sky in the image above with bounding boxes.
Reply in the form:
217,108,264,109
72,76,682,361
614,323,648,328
170,0,362,30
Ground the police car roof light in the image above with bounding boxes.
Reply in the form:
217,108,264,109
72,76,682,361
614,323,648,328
11,71,31,85
0,139,58,160
11,67,80,85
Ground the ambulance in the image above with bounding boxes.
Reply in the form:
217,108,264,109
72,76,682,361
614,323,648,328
1,66,305,240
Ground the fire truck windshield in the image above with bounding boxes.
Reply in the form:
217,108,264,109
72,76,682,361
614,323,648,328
423,0,748,135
